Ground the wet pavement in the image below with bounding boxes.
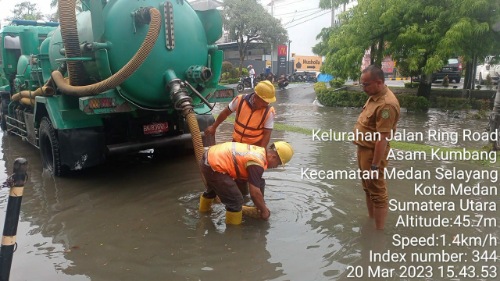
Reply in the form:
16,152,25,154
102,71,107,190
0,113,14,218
0,83,498,280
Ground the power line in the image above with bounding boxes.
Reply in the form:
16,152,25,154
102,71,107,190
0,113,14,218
284,9,324,24
274,0,306,8
274,7,321,17
285,10,330,29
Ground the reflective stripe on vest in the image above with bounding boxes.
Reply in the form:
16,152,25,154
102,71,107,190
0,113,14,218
232,94,273,145
207,142,267,179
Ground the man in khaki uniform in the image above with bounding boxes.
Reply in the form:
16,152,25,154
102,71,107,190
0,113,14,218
354,65,400,230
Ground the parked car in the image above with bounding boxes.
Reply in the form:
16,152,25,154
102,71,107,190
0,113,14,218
432,58,462,83
476,55,499,85
411,58,462,83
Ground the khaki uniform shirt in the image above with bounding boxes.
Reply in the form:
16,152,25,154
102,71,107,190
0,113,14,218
353,86,400,148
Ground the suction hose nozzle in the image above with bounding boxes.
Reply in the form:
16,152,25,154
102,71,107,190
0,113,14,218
169,79,193,116
168,79,204,165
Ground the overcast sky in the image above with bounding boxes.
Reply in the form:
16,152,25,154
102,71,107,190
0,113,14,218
0,0,331,56
261,0,331,56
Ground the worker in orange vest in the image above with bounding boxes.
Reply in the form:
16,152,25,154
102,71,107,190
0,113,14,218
204,80,276,148
198,141,294,225
204,80,277,196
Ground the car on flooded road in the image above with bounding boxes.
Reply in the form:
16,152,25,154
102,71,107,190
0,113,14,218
412,58,462,83
432,58,462,83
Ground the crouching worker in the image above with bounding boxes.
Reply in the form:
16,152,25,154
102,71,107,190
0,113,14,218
199,141,294,225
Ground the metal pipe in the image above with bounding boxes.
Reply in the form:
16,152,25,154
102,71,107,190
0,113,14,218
107,134,197,155
0,158,28,281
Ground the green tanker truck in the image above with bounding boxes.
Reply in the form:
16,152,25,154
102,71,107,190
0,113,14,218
0,0,234,176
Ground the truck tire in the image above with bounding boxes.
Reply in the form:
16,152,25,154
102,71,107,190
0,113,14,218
39,117,65,176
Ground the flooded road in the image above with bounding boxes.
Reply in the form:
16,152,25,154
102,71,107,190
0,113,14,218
0,83,498,280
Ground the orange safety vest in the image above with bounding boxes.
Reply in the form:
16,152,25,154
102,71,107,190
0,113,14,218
207,142,267,179
232,94,274,145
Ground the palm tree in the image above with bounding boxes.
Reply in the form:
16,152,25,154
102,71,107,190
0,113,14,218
50,0,83,20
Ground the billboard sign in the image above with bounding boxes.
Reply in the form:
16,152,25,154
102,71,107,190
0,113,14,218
294,55,322,71
277,44,287,76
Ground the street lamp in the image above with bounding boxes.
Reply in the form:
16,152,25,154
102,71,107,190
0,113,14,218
287,40,291,74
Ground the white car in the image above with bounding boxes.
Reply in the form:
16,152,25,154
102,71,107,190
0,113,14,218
476,56,500,85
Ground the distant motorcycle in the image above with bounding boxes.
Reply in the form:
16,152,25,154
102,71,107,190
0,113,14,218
236,76,261,92
236,76,252,92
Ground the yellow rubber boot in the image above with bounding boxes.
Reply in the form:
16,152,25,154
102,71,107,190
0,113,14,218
225,210,242,225
242,206,260,219
199,195,214,212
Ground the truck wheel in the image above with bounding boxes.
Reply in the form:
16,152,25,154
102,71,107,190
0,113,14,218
39,117,64,176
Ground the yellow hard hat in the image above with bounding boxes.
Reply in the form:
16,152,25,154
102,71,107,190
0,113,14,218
273,141,294,165
255,80,276,103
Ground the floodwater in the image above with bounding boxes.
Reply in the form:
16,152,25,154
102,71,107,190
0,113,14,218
0,84,498,281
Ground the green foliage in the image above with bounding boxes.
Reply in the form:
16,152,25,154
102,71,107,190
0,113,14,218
318,0,500,91
221,77,240,84
314,82,328,93
316,89,367,107
315,89,431,112
404,82,419,88
9,1,43,20
431,96,491,113
397,94,430,112
222,61,233,73
318,0,351,10
223,0,288,70
220,61,240,81
329,77,346,89
312,27,334,56
314,84,493,114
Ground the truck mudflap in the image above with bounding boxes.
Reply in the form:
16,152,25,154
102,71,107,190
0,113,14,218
57,127,107,171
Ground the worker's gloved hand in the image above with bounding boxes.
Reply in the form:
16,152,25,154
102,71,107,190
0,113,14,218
260,208,270,220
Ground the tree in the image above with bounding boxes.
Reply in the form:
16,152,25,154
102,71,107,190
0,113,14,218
318,0,351,12
312,27,334,56
222,0,288,73
388,0,499,97
50,0,83,20
8,1,43,21
320,0,500,98
321,0,394,81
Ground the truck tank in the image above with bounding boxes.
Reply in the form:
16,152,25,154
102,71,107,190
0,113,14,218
0,0,235,176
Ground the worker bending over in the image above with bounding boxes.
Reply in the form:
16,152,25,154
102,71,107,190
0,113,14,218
198,141,294,225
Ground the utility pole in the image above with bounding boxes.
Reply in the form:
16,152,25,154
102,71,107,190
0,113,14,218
331,0,335,27
269,0,275,74
488,22,500,150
